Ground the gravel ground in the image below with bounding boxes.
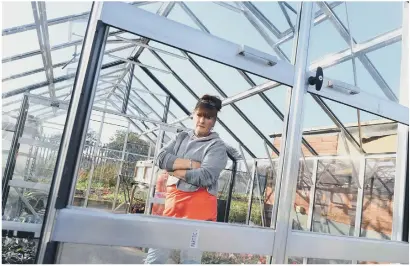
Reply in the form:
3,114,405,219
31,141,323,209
2,237,38,264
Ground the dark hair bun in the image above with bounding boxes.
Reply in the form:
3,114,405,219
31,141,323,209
200,94,222,111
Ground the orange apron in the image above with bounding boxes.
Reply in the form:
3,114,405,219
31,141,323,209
152,174,217,221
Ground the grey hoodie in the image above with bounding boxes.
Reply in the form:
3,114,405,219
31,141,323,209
155,130,228,196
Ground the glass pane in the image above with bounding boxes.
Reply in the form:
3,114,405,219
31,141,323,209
358,261,391,264
48,23,72,47
136,2,164,15
110,28,291,160
253,2,297,33
224,160,262,226
288,257,304,264
2,98,67,246
63,26,293,235
2,111,18,173
335,2,402,43
2,30,40,59
307,258,351,264
57,242,269,264
258,159,278,228
2,55,44,79
50,45,81,77
299,257,392,264
291,159,315,231
187,54,253,97
2,2,35,29
31,86,53,97
297,84,405,241
312,158,358,236
45,2,91,20
73,100,157,209
163,1,298,60
360,157,395,240
307,2,404,105
2,72,47,94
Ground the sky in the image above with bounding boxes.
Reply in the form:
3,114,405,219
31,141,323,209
1,1,406,159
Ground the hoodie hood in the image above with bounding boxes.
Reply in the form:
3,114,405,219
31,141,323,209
187,129,220,141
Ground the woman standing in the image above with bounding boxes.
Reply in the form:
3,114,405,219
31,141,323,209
145,95,228,264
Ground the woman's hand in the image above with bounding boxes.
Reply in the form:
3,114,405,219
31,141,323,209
172,169,186,180
156,170,169,191
161,170,169,175
169,160,199,181
191,160,201,169
172,158,202,171
157,170,169,182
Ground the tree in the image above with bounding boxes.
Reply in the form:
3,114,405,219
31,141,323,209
41,130,97,145
106,130,150,155
85,130,98,146
106,130,151,177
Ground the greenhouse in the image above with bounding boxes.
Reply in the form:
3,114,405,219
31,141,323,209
1,1,409,264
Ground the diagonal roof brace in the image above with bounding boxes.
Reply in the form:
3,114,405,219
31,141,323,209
107,2,176,101
31,2,57,102
2,2,157,36
317,1,398,102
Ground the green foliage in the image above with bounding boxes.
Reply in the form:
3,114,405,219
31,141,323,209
170,249,265,264
106,130,150,157
227,199,263,226
74,129,151,202
92,163,119,188
201,252,264,264
85,131,98,145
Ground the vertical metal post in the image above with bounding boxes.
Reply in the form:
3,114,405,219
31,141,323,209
35,2,108,263
2,94,29,214
238,145,254,195
162,96,171,124
306,158,318,231
254,163,265,227
403,148,409,242
147,141,153,159
144,129,164,214
29,145,40,179
264,140,281,230
224,160,237,223
354,156,366,237
351,155,366,264
112,121,131,211
302,158,318,264
23,144,34,180
145,96,171,214
268,2,301,231
270,2,314,264
122,64,135,114
83,100,108,207
246,160,257,225
392,1,409,242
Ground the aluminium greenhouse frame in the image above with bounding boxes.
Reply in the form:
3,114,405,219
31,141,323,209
1,1,409,265
24,1,409,264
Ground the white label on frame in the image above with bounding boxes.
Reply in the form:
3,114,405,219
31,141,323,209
189,229,199,249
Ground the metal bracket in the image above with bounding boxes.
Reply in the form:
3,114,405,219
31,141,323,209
307,73,361,95
158,124,186,134
50,101,60,108
325,79,361,95
238,45,278,66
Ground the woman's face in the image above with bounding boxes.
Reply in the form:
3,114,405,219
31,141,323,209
193,108,216,137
